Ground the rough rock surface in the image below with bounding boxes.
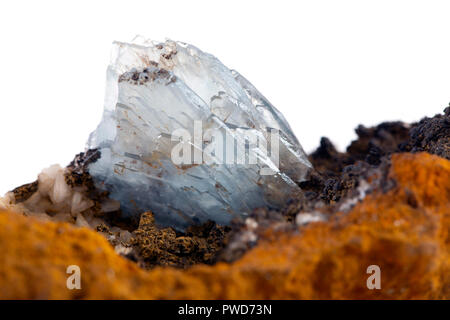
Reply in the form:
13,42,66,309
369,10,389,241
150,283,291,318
131,212,230,269
0,152,449,299
400,106,450,159
301,107,449,205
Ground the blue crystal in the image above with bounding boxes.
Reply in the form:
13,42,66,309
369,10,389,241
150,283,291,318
87,38,312,230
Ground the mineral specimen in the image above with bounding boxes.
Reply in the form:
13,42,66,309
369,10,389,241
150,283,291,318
1,152,449,299
87,37,312,229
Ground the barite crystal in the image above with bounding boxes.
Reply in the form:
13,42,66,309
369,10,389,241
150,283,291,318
87,37,312,230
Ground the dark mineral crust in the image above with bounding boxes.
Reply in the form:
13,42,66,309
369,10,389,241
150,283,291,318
131,212,230,269
399,106,450,159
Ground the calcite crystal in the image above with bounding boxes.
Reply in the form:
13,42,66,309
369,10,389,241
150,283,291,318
87,38,311,229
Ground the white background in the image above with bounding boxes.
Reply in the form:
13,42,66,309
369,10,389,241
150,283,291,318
1,0,449,195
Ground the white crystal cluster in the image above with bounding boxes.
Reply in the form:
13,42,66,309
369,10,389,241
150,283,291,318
87,37,312,230
0,165,95,226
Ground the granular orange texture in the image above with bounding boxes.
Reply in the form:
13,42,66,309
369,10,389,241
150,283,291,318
0,152,449,299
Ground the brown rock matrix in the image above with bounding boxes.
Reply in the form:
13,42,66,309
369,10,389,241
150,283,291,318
1,152,449,299
132,212,229,268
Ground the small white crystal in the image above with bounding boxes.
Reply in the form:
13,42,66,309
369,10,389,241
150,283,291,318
22,165,94,216
295,212,325,226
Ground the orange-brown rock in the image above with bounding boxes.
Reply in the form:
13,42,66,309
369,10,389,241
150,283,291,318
0,152,449,299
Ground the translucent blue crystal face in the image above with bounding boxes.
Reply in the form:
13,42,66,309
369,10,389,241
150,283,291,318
87,37,312,230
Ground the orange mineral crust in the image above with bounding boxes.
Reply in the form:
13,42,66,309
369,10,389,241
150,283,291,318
0,152,449,299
